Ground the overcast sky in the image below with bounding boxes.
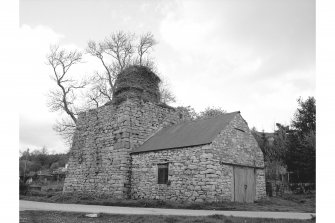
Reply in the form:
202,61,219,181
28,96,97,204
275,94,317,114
19,0,315,153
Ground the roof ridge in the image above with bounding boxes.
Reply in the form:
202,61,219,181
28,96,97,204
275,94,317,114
132,111,242,154
197,111,240,120
174,111,240,126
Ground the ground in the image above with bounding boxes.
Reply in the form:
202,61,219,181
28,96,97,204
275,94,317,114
19,211,316,223
20,192,315,213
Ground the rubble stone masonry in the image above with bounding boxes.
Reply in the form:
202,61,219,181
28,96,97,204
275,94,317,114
63,99,186,198
131,114,266,202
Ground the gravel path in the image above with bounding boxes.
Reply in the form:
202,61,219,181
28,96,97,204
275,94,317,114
20,200,316,220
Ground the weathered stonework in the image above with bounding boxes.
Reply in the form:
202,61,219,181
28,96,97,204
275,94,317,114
63,99,186,198
63,66,266,202
131,145,234,202
211,114,266,200
130,114,266,202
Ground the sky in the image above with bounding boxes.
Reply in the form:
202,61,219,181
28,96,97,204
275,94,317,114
18,0,315,153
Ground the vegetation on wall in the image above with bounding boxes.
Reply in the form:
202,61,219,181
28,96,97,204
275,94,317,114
112,65,161,105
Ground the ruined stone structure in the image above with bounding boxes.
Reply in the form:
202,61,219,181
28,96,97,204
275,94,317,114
63,65,266,202
112,66,161,105
63,66,188,198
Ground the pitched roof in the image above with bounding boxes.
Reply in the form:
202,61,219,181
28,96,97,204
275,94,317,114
131,111,240,154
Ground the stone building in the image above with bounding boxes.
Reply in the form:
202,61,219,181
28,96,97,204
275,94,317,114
63,65,266,202
131,112,266,202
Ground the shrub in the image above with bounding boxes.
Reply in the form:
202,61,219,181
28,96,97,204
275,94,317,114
29,190,48,197
19,180,29,195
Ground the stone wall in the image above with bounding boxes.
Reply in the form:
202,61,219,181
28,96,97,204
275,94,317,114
131,144,234,202
255,169,266,199
131,113,266,202
211,114,266,199
63,99,185,198
63,98,266,201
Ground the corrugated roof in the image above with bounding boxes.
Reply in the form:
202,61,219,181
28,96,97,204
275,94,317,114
131,111,240,154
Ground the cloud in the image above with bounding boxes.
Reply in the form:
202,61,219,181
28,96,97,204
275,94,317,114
19,116,62,151
160,0,315,77
18,25,67,152
158,0,315,131
18,24,104,152
18,0,315,141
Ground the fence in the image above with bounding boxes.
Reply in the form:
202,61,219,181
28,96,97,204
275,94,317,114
266,180,315,197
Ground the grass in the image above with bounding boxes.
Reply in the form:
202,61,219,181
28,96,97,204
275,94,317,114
20,192,315,213
19,211,316,223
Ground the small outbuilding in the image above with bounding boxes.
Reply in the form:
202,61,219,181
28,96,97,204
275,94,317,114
130,112,266,203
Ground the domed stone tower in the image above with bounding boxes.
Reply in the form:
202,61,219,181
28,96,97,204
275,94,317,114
112,65,161,104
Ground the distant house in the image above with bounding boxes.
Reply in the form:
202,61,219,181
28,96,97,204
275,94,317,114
254,131,275,146
37,170,52,183
52,166,68,182
19,171,36,184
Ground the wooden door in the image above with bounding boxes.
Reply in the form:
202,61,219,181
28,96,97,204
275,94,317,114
234,167,255,202
234,167,246,202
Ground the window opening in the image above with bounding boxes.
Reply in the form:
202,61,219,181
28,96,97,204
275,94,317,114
158,163,168,184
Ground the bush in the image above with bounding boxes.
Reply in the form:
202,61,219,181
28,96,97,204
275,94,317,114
19,180,29,195
29,190,48,197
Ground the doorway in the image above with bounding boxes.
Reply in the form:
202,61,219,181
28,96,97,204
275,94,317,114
234,166,256,202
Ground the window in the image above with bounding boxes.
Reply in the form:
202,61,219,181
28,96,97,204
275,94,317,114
157,163,169,184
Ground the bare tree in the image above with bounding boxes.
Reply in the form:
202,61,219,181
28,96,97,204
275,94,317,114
176,106,198,120
160,87,176,104
86,40,118,106
52,118,77,146
46,45,86,143
46,33,174,145
137,33,157,66
86,31,157,106
104,31,134,70
159,77,176,104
